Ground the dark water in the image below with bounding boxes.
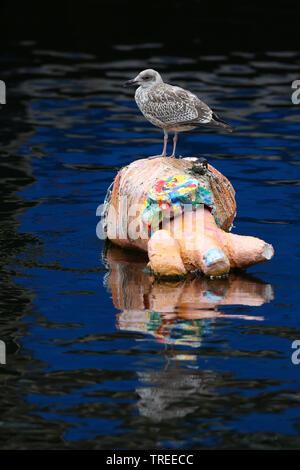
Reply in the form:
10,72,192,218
0,41,300,450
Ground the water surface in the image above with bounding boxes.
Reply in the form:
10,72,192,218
0,42,300,449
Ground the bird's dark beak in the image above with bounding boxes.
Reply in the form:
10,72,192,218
124,79,139,87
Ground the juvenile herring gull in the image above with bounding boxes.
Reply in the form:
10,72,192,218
125,69,235,158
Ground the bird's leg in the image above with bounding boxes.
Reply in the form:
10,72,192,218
148,131,168,160
170,132,178,158
149,131,168,160
160,130,168,157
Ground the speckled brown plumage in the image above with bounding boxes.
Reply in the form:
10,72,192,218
125,69,235,157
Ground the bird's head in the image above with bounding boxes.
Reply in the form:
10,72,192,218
124,69,163,89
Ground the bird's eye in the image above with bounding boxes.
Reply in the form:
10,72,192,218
143,76,151,80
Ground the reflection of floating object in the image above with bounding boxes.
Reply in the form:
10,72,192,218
175,354,198,362
117,309,210,348
105,157,274,277
104,244,272,348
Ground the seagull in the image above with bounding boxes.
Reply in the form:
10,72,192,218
125,69,235,158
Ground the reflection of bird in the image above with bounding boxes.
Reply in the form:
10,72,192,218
125,69,235,158
136,370,214,421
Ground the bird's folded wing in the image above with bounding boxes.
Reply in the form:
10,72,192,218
145,85,213,125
